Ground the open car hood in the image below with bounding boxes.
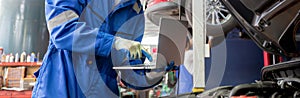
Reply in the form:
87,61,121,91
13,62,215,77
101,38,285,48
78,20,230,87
221,0,300,57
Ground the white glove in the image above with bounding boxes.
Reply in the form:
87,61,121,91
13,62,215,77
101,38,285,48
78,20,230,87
113,37,149,59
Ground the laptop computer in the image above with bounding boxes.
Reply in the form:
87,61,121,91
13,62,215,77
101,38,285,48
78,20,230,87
113,18,188,70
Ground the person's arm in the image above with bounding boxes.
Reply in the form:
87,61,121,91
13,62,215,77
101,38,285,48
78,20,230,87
46,0,115,57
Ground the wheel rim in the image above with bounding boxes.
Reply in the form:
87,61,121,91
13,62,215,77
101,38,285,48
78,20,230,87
206,0,232,26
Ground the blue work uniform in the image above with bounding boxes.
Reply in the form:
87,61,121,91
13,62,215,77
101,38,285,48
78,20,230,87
32,0,154,97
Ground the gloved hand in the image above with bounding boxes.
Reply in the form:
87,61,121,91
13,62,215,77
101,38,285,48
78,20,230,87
165,61,179,72
113,37,152,61
153,53,178,72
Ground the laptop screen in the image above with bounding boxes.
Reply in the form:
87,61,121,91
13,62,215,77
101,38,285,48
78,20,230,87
156,18,188,66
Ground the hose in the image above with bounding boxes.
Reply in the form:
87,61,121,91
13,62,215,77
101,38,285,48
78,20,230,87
229,81,277,97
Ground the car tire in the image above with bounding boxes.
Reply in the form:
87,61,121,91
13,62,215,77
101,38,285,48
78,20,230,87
185,0,238,37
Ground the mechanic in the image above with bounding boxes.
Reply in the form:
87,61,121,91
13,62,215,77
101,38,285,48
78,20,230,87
32,0,175,97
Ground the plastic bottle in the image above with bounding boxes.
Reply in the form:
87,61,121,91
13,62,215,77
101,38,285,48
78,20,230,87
20,52,26,62
26,55,31,62
31,52,35,62
15,53,19,62
1,53,5,62
9,54,14,63
5,54,10,62
36,52,40,62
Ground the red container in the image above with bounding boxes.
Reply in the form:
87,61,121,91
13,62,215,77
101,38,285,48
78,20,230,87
0,47,3,55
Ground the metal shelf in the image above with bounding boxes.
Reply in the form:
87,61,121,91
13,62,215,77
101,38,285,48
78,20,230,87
0,62,42,67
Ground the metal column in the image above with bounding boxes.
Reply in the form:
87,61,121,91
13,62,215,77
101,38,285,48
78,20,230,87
193,0,206,88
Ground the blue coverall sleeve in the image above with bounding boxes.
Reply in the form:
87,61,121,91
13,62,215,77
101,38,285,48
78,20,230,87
45,0,114,57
